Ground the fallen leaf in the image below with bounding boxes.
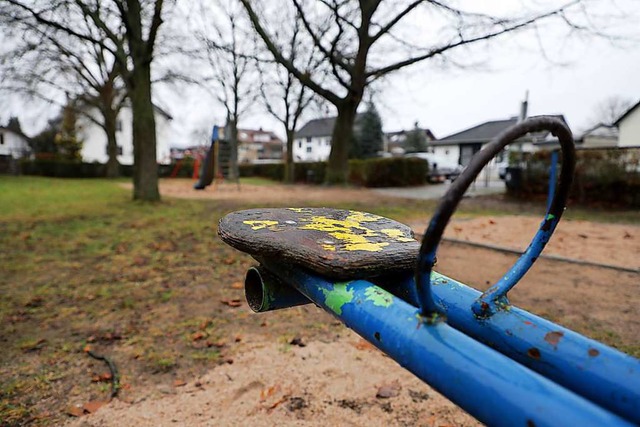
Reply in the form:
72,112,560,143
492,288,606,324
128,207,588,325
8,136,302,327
230,282,243,289
222,257,235,265
66,405,84,417
353,339,374,351
173,379,187,387
82,400,107,414
260,385,279,401
192,331,206,341
221,299,243,308
488,219,496,225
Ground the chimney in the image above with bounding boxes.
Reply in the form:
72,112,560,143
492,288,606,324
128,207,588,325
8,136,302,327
518,90,529,122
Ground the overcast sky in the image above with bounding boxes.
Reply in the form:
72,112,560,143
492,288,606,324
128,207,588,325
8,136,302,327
166,0,640,145
4,0,640,145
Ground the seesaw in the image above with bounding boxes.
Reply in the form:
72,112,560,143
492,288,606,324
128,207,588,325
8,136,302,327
218,117,639,426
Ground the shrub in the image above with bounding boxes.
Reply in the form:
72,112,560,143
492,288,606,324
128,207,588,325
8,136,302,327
508,148,640,208
238,157,428,187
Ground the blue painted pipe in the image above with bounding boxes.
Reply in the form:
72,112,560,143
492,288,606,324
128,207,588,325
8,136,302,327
374,271,640,424
258,261,634,427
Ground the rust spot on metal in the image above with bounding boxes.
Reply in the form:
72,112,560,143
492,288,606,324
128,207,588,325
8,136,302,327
527,347,541,360
374,332,381,341
524,321,533,326
588,348,600,357
544,331,564,347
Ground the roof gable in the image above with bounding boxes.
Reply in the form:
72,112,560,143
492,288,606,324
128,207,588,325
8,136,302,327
434,115,567,146
614,100,640,125
296,114,365,139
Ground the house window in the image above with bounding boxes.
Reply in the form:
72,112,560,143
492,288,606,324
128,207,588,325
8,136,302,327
306,146,312,153
0,133,4,145
298,141,302,149
306,137,312,143
116,120,123,131
326,139,331,146
445,149,450,155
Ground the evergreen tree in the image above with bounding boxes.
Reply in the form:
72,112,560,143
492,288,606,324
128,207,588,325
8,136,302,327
55,103,83,161
351,102,383,159
5,117,24,135
404,122,428,153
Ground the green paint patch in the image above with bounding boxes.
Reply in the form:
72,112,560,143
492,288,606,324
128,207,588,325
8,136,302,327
321,282,354,315
546,213,556,221
364,286,393,308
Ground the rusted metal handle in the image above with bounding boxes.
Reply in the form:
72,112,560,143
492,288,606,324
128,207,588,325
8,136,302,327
415,116,576,318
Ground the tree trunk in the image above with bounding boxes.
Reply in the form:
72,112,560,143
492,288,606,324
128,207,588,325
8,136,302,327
228,118,239,182
326,103,358,185
284,129,295,184
104,108,120,178
130,63,160,201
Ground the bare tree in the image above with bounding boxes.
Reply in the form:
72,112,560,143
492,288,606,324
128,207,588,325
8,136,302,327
257,12,320,184
196,1,258,182
0,21,127,177
3,0,170,200
589,96,635,127
241,0,615,184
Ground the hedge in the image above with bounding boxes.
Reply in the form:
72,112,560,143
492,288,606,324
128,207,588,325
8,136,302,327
18,157,430,188
18,159,188,179
239,157,428,187
507,148,640,208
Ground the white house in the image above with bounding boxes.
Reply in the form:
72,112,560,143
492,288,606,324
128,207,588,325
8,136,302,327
0,126,30,159
78,104,174,165
615,101,640,147
293,117,338,162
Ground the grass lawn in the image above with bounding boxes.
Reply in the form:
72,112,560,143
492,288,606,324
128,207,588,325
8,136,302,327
0,176,638,425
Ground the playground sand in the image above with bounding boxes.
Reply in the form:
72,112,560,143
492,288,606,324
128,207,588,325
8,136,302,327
78,179,638,426
66,331,480,427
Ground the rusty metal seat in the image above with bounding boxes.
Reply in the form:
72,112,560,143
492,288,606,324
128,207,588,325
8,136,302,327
218,207,419,280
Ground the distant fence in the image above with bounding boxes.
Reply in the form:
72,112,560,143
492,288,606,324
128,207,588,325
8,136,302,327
507,147,640,208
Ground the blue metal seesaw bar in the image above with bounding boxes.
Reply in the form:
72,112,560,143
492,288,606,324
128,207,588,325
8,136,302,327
229,117,639,426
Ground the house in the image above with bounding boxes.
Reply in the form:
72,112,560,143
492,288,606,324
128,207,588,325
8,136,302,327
0,125,30,159
576,124,619,149
384,128,436,155
294,117,338,162
237,128,284,163
432,115,567,167
294,114,370,162
615,100,640,147
0,125,30,174
78,104,174,165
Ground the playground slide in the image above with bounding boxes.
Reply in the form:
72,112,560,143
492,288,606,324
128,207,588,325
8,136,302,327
193,140,215,190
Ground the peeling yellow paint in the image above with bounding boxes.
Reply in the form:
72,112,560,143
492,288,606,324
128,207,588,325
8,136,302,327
380,229,414,242
287,208,307,212
322,244,336,251
243,220,279,230
299,212,392,252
